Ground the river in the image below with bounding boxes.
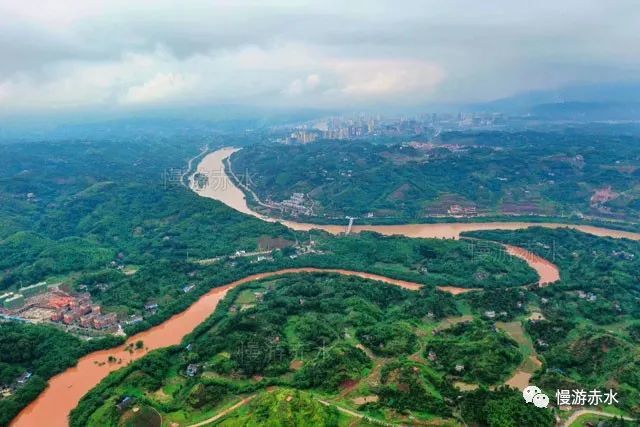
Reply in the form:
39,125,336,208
9,268,443,427
192,147,640,241
11,147,638,426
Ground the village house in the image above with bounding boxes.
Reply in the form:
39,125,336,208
144,303,159,311
1,385,13,398
16,372,32,385
117,396,135,412
186,364,200,377
126,315,143,325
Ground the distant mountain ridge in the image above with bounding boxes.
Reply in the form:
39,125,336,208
469,81,640,120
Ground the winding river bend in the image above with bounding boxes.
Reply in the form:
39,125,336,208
12,147,640,427
11,269,426,427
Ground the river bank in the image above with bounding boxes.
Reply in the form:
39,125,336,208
193,147,640,241
9,267,498,427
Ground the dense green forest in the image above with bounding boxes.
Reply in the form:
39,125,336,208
231,131,640,223
464,227,640,412
0,140,297,289
70,273,550,426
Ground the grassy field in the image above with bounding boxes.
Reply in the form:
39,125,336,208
118,405,161,427
234,289,258,305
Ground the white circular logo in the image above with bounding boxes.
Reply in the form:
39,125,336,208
523,385,549,408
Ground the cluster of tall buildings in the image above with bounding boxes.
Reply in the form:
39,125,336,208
322,117,377,139
50,295,117,330
286,130,318,144
280,112,508,145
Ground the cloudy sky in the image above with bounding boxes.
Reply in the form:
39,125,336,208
1,0,639,116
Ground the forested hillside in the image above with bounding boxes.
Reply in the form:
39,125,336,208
464,227,640,411
70,273,553,427
231,131,640,223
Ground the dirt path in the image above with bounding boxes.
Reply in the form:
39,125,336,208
317,399,395,426
496,321,542,390
185,395,256,427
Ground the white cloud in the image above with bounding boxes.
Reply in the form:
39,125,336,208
331,59,443,98
121,72,196,104
283,74,322,96
0,0,639,115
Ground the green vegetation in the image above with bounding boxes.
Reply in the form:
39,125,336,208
461,386,555,427
426,320,522,385
464,227,640,321
231,133,640,223
356,321,417,356
188,273,455,387
0,322,121,426
214,389,359,426
374,360,449,416
5,134,639,426
0,139,539,424
70,273,550,426
0,141,535,303
569,414,633,427
312,231,538,289
118,405,161,427
464,227,640,413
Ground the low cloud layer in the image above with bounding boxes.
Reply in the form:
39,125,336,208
1,0,639,115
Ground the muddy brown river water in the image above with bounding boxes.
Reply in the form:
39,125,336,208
11,147,639,426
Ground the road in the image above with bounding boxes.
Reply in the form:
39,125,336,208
195,250,273,265
562,409,634,426
182,145,209,188
183,393,393,427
